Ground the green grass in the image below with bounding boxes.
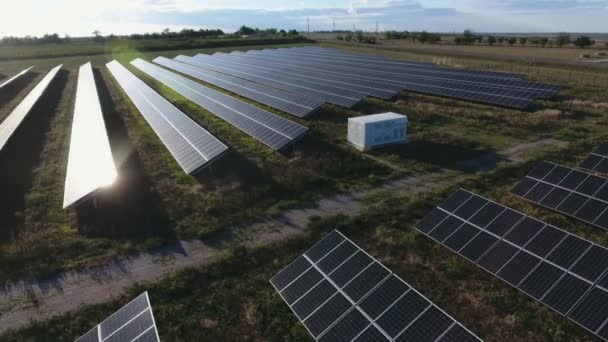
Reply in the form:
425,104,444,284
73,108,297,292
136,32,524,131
1,40,608,341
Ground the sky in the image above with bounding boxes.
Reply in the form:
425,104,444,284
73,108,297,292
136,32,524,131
0,0,606,37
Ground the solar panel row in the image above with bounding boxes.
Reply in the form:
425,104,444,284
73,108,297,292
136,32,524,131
0,65,62,152
416,189,608,341
256,49,527,85
76,292,160,342
202,52,541,106
152,56,323,118
175,55,362,108
270,230,482,342
191,54,369,103
131,59,307,151
200,53,400,99
106,60,228,174
241,50,558,98
63,62,117,209
511,161,608,230
280,47,525,80
581,143,608,175
199,53,537,109
0,66,33,89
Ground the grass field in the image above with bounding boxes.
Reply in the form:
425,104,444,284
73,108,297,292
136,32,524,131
1,40,608,341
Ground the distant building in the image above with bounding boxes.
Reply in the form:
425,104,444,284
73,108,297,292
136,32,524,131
348,112,408,151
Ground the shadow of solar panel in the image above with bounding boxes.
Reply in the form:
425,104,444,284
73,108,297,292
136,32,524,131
269,230,481,341
76,292,159,342
512,161,608,230
416,189,608,341
130,59,307,151
203,53,401,99
178,55,362,108
153,57,323,118
106,60,227,174
0,65,61,152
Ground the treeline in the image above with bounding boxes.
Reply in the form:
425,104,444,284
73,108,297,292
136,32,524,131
0,33,72,46
0,26,299,47
336,31,380,44
454,31,598,48
234,25,299,37
127,28,224,40
384,30,441,43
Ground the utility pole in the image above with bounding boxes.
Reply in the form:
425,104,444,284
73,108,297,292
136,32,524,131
333,18,335,32
376,20,379,40
307,17,310,33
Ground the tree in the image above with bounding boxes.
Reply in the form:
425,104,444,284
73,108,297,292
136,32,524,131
540,37,549,47
419,31,430,44
92,30,104,42
507,37,517,46
355,31,364,42
498,37,505,44
487,35,497,46
462,29,476,44
236,25,256,35
519,37,528,45
574,36,595,48
556,33,570,47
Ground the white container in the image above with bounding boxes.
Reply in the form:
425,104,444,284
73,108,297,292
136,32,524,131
348,112,408,151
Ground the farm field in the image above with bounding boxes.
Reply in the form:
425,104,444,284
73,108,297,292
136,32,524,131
1,40,608,342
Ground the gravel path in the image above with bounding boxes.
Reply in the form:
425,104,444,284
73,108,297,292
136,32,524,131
0,138,563,335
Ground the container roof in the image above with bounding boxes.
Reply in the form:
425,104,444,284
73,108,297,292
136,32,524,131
349,112,407,124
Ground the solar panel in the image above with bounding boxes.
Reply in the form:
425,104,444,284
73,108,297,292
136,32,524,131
191,54,369,105
255,49,543,88
0,65,61,152
152,56,322,118
106,60,227,174
199,53,401,99
416,189,608,341
175,55,362,108
63,62,117,209
511,161,608,230
246,50,559,99
270,47,525,80
213,53,536,109
581,143,608,175
131,59,307,151
270,230,482,341
0,66,33,89
75,292,160,342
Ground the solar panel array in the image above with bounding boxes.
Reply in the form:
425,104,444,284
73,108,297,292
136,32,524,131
152,56,322,118
581,143,608,175
63,62,118,209
0,65,61,152
175,55,363,108
0,66,33,89
243,50,558,98
416,189,608,341
198,53,401,100
511,161,608,230
76,292,160,342
270,230,482,342
106,60,228,174
131,59,307,151
187,46,561,109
